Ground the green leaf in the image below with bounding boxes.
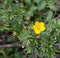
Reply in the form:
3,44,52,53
37,1,47,11
25,10,34,18
25,0,32,6
34,0,40,4
48,4,56,11
46,11,53,21
25,47,32,54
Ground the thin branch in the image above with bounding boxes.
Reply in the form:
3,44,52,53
0,43,23,48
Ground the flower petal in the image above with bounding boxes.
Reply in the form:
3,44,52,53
40,27,45,31
35,21,40,26
34,29,41,34
39,22,44,26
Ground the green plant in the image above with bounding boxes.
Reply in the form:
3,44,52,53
0,0,60,58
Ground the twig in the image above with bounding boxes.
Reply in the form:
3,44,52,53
0,43,23,48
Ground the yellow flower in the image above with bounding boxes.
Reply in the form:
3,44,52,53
32,21,45,34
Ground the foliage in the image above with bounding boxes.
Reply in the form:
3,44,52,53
0,0,60,58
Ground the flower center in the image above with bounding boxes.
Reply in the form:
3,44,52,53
36,25,40,30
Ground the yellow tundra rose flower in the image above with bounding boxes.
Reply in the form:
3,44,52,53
32,21,45,34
